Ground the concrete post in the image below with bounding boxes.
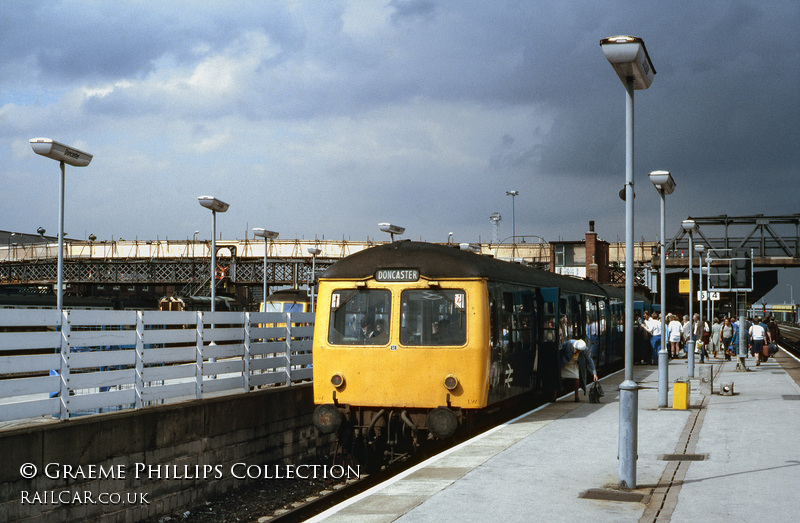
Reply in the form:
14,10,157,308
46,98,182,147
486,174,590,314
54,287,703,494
618,77,638,489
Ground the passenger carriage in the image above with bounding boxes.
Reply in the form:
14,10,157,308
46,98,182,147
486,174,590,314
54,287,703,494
312,241,631,448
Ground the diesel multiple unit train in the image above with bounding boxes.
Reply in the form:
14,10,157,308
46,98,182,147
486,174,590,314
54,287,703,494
312,241,642,453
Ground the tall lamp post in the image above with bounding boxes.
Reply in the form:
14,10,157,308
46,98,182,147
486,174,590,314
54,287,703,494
649,170,675,409
696,244,706,363
198,196,230,313
681,219,698,377
600,35,656,490
30,138,93,311
506,190,518,256
307,247,321,313
253,228,279,311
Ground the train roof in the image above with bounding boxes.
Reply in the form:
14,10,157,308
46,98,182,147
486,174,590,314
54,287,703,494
321,241,622,298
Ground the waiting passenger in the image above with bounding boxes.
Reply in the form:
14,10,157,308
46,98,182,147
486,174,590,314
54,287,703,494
748,316,771,366
359,318,374,340
558,339,598,402
667,314,683,359
721,317,734,360
371,319,386,340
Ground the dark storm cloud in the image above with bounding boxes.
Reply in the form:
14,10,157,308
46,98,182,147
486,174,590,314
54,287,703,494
2,0,797,253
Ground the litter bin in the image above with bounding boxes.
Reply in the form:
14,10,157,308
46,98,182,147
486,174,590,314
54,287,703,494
673,379,691,410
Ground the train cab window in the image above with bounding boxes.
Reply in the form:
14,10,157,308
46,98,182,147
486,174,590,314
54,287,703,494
263,302,305,313
328,289,391,345
400,289,466,346
283,302,305,312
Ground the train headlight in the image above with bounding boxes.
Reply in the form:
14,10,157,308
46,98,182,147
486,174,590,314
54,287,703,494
331,373,345,388
444,374,459,390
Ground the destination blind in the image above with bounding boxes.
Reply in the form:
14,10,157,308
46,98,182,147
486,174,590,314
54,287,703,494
374,269,420,282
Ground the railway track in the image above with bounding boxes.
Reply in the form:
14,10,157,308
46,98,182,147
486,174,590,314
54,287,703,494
264,389,559,522
777,322,800,358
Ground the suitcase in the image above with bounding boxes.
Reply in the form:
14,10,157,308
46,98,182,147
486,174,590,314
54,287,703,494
768,342,778,357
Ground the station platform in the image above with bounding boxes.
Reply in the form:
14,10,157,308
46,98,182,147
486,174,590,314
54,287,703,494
310,351,800,522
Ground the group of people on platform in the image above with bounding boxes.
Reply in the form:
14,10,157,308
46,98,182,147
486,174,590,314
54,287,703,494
637,310,780,367
554,310,782,403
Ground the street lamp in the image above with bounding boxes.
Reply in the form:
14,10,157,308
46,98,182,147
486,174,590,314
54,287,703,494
30,138,93,311
649,170,675,408
192,230,200,257
307,247,321,313
489,212,502,244
506,190,518,255
681,219,698,378
198,196,229,313
600,35,656,490
378,223,405,242
253,228,279,312
696,244,706,363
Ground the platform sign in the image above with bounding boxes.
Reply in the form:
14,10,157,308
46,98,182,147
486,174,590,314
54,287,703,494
679,279,690,295
696,291,720,301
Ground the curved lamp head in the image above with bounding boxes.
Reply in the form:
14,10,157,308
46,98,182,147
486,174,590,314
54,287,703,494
252,228,279,240
649,170,675,195
30,138,93,167
378,223,405,235
198,196,229,213
600,35,656,90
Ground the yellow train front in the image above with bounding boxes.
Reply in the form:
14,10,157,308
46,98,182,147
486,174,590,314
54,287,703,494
312,241,626,451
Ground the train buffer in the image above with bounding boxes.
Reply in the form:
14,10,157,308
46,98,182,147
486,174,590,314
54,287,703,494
310,352,800,522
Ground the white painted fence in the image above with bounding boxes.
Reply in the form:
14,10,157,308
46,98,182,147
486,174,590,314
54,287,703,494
0,309,315,422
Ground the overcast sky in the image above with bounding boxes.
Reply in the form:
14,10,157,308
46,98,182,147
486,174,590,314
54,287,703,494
2,1,798,300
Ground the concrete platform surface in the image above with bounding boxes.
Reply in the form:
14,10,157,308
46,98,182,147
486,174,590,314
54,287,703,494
309,351,800,522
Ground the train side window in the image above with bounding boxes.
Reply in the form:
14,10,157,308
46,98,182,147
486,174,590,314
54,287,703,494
400,289,466,346
501,290,535,353
585,297,599,360
328,289,391,345
542,301,556,342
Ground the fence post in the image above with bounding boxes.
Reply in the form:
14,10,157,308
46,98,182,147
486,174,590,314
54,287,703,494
135,311,144,408
59,310,71,420
243,312,251,393
195,311,203,399
285,312,292,386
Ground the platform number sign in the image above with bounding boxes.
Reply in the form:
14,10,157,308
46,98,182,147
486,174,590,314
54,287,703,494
697,291,720,301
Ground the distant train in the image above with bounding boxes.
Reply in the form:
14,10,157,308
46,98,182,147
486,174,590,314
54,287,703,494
260,288,312,313
157,295,244,312
751,303,798,323
0,289,154,310
311,241,643,454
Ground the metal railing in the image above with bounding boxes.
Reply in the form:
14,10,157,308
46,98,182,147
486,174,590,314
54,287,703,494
0,309,315,423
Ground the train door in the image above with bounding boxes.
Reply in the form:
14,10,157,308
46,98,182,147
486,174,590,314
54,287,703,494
539,287,560,397
609,298,624,361
584,296,606,366
488,285,537,402
596,298,609,366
